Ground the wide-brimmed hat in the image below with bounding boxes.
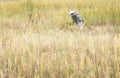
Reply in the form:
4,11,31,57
69,10,75,15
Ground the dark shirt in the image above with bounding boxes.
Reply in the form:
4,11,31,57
71,13,84,24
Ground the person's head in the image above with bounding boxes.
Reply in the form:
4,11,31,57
69,10,76,15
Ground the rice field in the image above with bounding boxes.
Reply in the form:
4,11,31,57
0,0,120,78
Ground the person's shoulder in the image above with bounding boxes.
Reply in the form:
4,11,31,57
76,14,81,17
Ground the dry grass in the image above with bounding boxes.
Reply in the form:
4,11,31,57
0,0,120,78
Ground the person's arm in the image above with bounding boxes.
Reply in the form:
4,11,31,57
77,14,84,23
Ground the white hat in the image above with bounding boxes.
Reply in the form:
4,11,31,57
69,10,75,15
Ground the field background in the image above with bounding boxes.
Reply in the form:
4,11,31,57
0,0,120,78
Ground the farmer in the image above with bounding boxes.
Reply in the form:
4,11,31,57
69,10,84,30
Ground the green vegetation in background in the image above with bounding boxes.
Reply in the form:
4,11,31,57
0,0,120,26
0,0,120,78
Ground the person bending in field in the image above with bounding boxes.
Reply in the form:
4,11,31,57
69,10,84,30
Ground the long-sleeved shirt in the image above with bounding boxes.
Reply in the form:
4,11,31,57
71,12,84,29
71,13,84,24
